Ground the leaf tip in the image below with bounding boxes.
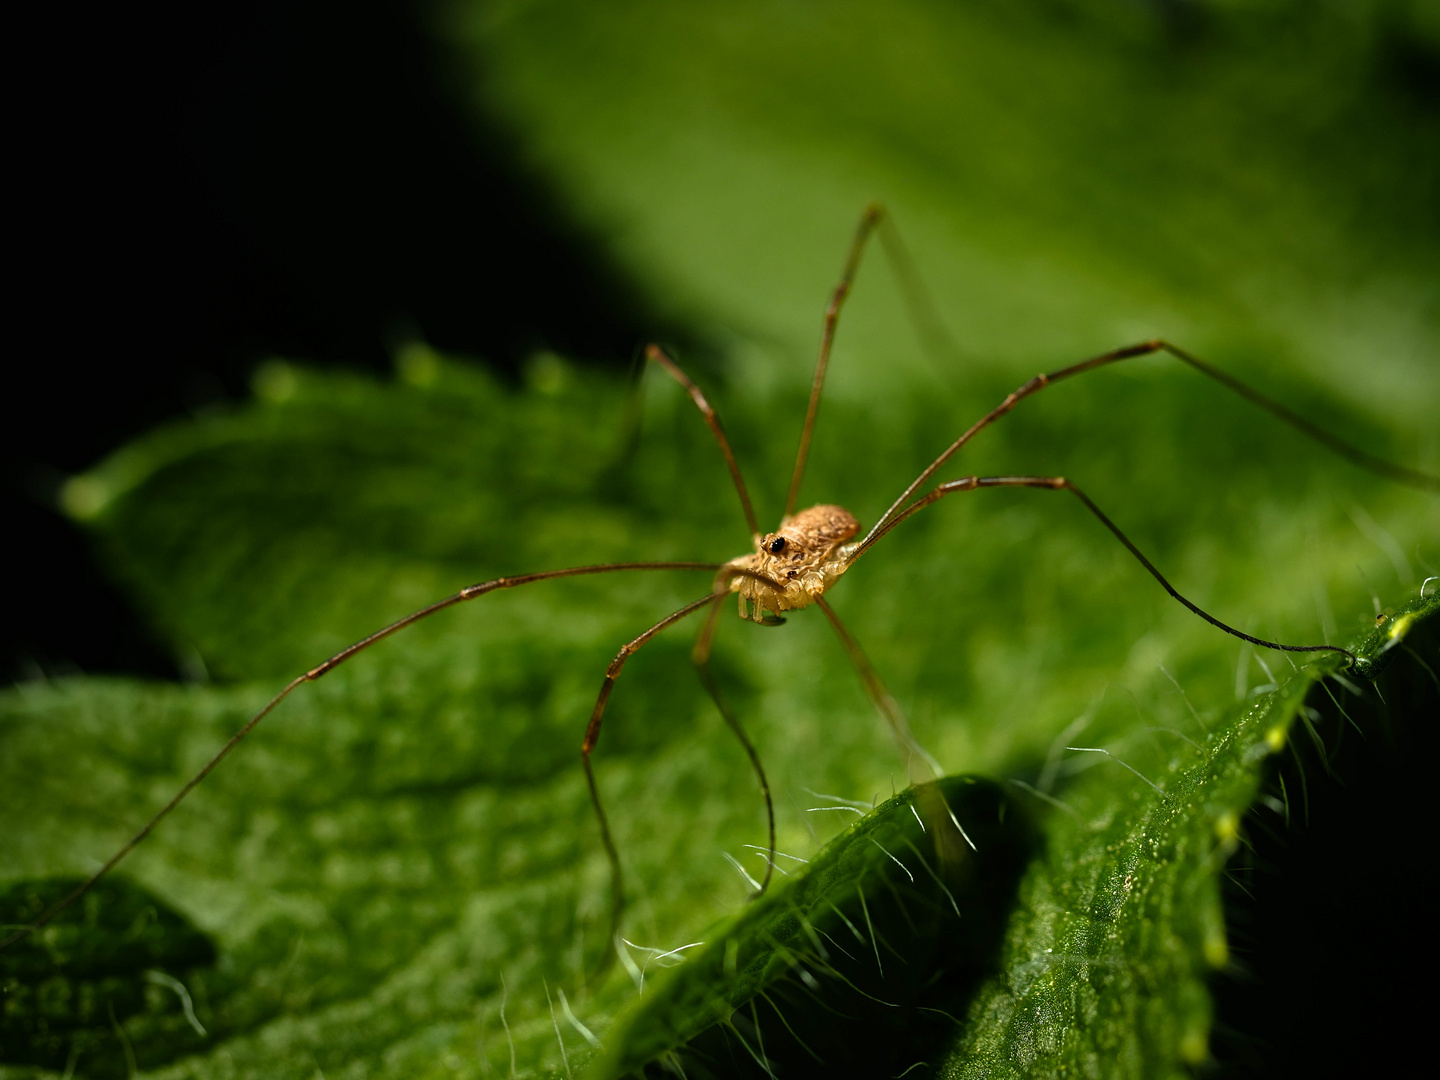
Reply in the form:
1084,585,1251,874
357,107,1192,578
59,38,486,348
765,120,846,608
251,359,299,403
1382,610,1418,650
396,342,443,387
59,473,111,521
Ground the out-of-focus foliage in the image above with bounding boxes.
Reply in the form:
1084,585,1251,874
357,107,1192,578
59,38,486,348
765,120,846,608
445,0,1438,432
3,1,1438,1076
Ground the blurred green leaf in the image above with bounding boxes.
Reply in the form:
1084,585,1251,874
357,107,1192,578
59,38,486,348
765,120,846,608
5,1,1439,1077
444,0,1438,431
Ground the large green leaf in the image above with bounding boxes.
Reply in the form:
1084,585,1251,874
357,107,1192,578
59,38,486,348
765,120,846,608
4,1,1438,1076
1,351,1433,1078
444,0,1437,431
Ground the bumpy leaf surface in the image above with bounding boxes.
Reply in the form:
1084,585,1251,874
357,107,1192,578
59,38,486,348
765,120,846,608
5,2,1438,1076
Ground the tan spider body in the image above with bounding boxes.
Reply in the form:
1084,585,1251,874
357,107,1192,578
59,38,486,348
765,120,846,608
725,505,860,621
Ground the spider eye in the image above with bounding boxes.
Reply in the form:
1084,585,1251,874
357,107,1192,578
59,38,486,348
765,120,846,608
768,537,786,554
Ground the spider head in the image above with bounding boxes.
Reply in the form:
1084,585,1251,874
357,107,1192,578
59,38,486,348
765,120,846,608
723,504,861,621
754,505,860,574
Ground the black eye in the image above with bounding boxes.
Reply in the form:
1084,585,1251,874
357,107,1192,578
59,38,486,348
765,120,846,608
768,537,786,554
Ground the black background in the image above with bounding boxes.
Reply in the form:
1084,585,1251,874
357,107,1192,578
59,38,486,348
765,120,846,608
6,1,682,682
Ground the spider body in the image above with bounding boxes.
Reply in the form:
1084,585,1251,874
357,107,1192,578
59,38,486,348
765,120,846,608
726,504,860,621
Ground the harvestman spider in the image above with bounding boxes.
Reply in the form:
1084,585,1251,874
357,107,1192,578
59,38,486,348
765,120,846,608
4,205,1437,952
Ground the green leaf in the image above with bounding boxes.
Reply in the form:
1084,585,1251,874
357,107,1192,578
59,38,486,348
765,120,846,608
5,2,1439,1077
580,596,1437,1079
2,352,1434,1077
443,0,1438,436
1,878,219,1078
937,596,1437,1079
584,775,1039,1080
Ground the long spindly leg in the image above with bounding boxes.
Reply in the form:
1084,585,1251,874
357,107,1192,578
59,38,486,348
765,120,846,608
854,473,1361,666
1,560,722,951
815,596,976,864
581,591,722,942
875,211,968,375
645,344,762,543
786,203,886,518
689,594,777,894
813,597,940,783
859,340,1439,559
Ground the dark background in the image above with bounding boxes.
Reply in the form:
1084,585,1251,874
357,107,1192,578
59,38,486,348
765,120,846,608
4,3,1430,1076
6,0,684,683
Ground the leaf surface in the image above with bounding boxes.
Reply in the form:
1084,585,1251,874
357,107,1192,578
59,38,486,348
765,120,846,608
5,2,1439,1076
